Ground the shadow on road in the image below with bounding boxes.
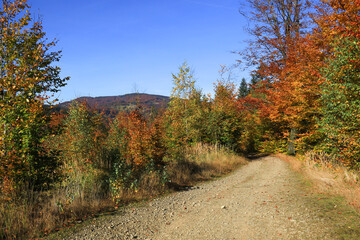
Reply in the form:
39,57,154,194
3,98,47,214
245,152,271,161
166,182,195,192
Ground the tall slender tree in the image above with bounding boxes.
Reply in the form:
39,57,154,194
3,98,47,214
164,62,204,160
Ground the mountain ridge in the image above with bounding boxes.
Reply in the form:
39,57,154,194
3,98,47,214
56,93,170,117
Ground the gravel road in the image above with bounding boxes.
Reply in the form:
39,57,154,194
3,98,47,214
54,156,341,240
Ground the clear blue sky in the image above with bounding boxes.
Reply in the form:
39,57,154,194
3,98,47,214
28,0,250,102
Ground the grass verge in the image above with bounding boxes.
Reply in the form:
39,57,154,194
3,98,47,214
277,152,360,239
277,152,360,209
167,143,248,187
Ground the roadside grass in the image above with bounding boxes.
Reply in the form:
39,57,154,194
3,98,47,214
277,152,360,209
305,193,360,239
0,185,114,239
0,143,247,240
167,143,248,187
277,152,360,239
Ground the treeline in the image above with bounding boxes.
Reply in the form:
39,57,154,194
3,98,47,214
1,61,249,199
235,0,360,168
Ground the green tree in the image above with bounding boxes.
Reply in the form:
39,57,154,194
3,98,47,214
164,62,204,160
320,37,360,168
249,70,264,91
56,101,106,202
238,78,249,98
0,0,68,191
60,101,105,169
210,79,243,151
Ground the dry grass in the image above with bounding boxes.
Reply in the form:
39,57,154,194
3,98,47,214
111,171,168,204
189,143,247,176
0,171,113,239
0,192,113,239
168,143,248,187
0,143,246,239
0,201,29,239
277,152,360,210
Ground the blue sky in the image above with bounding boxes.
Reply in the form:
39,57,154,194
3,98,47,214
28,0,250,102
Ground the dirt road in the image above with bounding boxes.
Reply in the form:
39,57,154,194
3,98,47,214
54,156,351,239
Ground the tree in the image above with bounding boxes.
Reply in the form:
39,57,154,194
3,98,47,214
211,79,243,151
164,62,204,160
240,0,310,66
240,0,313,154
320,38,360,167
238,78,249,98
316,0,360,167
106,109,167,201
60,101,105,169
0,0,68,191
248,69,265,91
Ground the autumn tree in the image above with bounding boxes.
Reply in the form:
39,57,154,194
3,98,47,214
240,0,310,66
0,0,68,191
240,0,315,154
59,101,105,170
106,109,167,202
210,78,243,151
164,62,205,160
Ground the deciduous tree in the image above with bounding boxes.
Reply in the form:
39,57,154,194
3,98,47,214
240,0,314,154
317,0,360,167
164,62,204,160
0,0,68,191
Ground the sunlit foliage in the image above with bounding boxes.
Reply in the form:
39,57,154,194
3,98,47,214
0,0,68,193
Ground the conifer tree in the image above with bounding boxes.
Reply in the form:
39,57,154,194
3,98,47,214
238,78,249,98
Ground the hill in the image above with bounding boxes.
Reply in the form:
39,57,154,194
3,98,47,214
56,93,170,117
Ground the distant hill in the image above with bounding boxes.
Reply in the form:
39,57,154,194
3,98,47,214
56,93,170,118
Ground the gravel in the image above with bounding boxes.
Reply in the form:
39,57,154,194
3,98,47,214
49,156,339,240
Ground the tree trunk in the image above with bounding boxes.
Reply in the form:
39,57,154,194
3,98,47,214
287,128,296,155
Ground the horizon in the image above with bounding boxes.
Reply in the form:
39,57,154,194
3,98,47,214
59,92,171,104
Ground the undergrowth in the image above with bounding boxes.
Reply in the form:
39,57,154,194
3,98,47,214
0,143,246,239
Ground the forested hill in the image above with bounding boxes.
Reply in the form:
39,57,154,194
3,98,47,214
56,93,170,117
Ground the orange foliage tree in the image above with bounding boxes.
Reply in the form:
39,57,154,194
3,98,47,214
240,0,322,154
107,109,155,167
107,108,166,199
207,66,244,151
258,35,325,153
0,0,68,192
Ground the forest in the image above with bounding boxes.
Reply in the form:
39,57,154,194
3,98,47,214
0,0,360,238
